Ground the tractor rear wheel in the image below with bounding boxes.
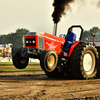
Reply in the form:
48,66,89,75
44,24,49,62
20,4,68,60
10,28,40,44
70,43,98,79
13,53,29,69
40,50,59,78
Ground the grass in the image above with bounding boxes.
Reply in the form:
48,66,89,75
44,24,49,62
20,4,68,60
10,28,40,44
0,62,41,71
0,68,42,71
0,62,40,65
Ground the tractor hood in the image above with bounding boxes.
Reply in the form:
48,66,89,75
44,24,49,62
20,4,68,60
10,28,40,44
25,32,65,45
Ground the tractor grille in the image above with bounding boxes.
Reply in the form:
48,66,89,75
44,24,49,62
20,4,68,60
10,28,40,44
38,37,44,50
25,39,36,46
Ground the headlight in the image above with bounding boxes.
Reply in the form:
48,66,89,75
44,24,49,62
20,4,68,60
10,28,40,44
26,41,28,43
32,40,35,43
25,39,36,46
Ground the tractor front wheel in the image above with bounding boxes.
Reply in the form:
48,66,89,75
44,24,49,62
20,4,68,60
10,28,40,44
13,53,29,69
40,50,59,78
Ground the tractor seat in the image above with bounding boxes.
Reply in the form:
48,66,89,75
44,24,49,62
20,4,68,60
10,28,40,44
61,43,72,53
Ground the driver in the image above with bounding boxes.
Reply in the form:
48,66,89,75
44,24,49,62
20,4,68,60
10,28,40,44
63,28,76,52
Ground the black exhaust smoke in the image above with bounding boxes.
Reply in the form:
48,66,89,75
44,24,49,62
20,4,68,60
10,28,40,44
52,0,75,36
52,0,75,23
52,0,100,23
52,0,100,36
97,0,100,7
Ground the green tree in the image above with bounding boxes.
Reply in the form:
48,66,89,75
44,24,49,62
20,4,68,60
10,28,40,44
81,26,100,42
0,28,30,47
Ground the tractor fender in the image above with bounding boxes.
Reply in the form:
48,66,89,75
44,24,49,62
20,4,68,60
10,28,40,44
12,48,28,58
68,41,86,57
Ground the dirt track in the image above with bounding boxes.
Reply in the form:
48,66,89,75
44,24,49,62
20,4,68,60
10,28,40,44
0,65,100,100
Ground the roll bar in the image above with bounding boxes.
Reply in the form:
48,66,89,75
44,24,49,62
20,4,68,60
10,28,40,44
70,25,84,41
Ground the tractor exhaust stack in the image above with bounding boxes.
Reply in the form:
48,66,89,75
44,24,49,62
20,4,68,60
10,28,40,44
53,23,57,36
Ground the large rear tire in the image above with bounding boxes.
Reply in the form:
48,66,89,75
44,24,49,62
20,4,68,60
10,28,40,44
40,50,59,78
70,43,99,79
13,53,29,69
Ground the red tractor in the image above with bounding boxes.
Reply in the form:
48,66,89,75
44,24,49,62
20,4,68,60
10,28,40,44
12,25,99,79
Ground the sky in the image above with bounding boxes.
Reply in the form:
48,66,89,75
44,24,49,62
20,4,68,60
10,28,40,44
0,0,100,37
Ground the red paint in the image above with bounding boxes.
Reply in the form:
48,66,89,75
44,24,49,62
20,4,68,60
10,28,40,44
91,32,93,35
36,35,38,48
37,32,65,45
93,36,95,46
44,38,62,55
25,36,36,39
26,46,36,48
37,32,65,55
